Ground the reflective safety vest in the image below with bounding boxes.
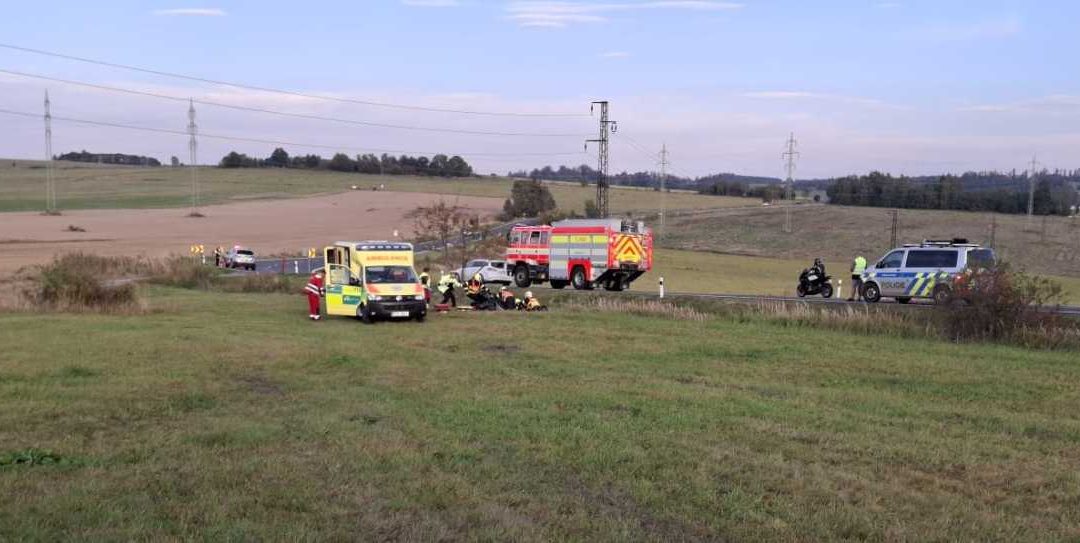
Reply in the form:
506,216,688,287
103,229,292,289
305,274,324,297
437,274,459,293
852,256,867,275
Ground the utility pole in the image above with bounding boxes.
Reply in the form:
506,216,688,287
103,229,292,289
586,101,616,218
188,99,200,216
988,215,997,248
782,132,799,233
659,143,669,240
1027,154,1041,229
44,90,56,214
890,209,899,248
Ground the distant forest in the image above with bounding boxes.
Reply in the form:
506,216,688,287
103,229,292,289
219,147,474,178
825,171,1080,215
57,151,161,167
506,164,779,192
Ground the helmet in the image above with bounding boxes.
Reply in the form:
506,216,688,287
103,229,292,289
500,286,507,291
525,291,533,298
814,258,823,266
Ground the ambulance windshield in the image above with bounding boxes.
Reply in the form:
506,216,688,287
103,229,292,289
364,265,417,284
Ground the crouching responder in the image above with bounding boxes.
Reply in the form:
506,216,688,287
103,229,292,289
466,272,483,302
304,269,325,320
848,255,867,302
523,291,545,312
437,271,461,307
498,286,517,310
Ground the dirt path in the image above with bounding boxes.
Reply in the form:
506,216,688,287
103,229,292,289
0,191,502,274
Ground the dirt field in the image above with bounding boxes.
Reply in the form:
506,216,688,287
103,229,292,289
0,191,503,274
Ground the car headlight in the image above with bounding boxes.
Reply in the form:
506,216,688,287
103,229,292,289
369,295,382,302
414,295,424,301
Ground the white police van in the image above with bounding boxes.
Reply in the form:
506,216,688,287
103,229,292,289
861,239,995,304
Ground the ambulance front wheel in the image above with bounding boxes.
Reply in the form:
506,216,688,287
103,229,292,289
359,304,375,324
862,283,882,303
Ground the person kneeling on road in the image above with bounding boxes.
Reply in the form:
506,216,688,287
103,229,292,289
304,269,326,321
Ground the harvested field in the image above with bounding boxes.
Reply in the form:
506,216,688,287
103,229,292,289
0,191,502,274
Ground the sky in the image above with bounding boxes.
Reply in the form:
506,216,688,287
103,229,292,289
1,0,1077,179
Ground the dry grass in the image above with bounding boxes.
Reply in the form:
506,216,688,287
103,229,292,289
562,296,711,321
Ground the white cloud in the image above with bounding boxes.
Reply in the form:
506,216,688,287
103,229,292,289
401,0,460,6
600,51,630,58
152,8,227,16
506,1,742,28
959,95,1080,115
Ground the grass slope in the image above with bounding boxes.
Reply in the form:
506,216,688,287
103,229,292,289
664,203,1080,278
2,288,1079,540
0,160,748,215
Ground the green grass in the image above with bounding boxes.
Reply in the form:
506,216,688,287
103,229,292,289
664,203,1080,278
0,159,748,215
629,248,1080,304
2,287,1079,540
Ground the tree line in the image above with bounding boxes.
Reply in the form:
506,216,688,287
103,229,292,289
508,164,783,195
57,151,161,167
825,171,1080,215
219,148,474,177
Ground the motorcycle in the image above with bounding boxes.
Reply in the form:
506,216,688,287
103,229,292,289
796,267,834,298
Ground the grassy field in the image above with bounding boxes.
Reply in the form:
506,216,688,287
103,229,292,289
3,287,1080,540
663,203,1080,278
0,159,749,215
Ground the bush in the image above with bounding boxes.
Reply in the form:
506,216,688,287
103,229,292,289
148,256,217,289
30,254,141,312
937,263,1075,348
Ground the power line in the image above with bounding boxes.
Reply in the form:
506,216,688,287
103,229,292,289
585,101,616,218
0,107,588,158
782,132,798,234
0,68,590,138
0,42,588,118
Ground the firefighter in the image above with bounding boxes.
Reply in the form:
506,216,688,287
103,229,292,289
498,286,516,310
848,255,867,301
304,269,325,320
466,272,483,297
523,291,545,312
437,271,461,307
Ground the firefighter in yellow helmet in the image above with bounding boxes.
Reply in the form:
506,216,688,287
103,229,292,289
523,290,545,311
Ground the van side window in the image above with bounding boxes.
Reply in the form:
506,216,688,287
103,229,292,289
878,251,905,269
906,250,958,268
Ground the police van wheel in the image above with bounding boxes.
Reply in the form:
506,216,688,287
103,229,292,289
571,267,589,290
896,297,911,304
513,265,531,288
863,283,882,303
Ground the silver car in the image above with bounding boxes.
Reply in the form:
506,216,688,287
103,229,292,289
455,259,512,285
226,247,257,271
861,239,995,304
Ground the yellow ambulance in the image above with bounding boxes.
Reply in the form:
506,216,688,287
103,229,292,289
322,241,426,323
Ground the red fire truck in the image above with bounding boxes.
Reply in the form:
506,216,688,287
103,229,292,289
505,219,653,291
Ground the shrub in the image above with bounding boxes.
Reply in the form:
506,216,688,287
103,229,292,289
938,263,1075,348
30,254,140,312
148,256,217,289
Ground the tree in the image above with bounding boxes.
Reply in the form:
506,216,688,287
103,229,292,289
267,147,290,168
407,200,469,260
170,156,180,167
328,153,354,172
502,180,557,219
584,199,601,218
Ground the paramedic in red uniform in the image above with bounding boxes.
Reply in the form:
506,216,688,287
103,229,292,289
305,269,325,321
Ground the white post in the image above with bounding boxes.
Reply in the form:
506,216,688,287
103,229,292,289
837,279,842,300
294,261,299,274
659,276,665,299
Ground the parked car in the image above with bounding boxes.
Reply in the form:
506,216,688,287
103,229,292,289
454,259,512,285
225,247,257,270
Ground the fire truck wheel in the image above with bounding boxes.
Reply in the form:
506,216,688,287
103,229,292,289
513,265,531,288
550,280,568,289
571,267,590,290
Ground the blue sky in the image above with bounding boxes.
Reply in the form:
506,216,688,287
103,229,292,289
1,1,1077,178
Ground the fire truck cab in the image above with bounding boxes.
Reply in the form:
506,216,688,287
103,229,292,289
506,219,653,291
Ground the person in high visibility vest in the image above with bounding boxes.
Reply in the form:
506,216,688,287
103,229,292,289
304,269,325,320
523,291,545,311
848,255,867,301
437,271,462,307
466,272,483,297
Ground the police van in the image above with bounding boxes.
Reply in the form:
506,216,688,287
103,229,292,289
861,239,995,304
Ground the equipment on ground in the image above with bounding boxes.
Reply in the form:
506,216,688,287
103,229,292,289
321,241,426,323
860,239,996,304
506,219,653,291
